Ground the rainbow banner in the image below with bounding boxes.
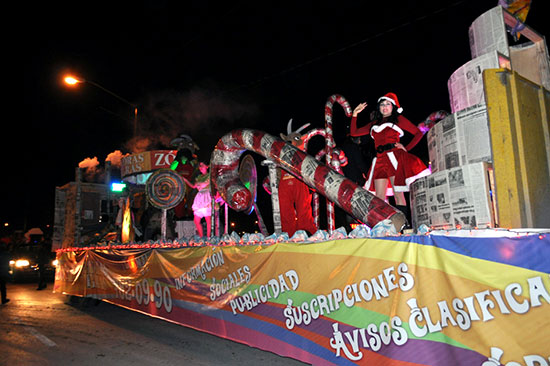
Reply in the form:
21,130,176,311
54,233,550,365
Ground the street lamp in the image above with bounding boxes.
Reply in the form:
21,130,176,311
63,75,138,137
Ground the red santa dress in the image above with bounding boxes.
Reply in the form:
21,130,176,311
350,115,430,194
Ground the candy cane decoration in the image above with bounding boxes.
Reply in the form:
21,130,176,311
302,128,326,146
302,128,327,228
301,129,349,229
211,129,406,232
261,159,282,233
324,94,352,231
301,124,351,230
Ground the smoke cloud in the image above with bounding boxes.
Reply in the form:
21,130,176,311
78,156,101,181
78,83,261,183
105,150,125,167
125,83,260,158
79,151,128,183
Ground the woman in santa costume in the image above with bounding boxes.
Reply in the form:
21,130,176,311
349,92,430,218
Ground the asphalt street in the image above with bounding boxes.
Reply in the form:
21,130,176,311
0,281,307,366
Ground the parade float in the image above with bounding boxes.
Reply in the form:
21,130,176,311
53,5,549,366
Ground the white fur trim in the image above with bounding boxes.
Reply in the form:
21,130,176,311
387,151,398,170
378,96,403,113
378,96,396,105
365,187,394,196
393,168,432,192
370,122,404,137
364,157,377,192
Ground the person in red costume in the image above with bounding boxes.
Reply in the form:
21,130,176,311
278,171,318,237
350,92,430,219
279,138,318,237
264,120,318,237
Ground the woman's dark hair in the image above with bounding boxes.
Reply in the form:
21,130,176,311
371,100,399,125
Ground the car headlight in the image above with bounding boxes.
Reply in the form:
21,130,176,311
14,259,30,267
52,259,58,267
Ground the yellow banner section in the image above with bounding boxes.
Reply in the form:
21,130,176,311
54,236,550,365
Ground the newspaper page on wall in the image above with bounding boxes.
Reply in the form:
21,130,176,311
447,51,509,113
410,162,495,230
469,5,509,59
510,41,550,91
427,104,492,173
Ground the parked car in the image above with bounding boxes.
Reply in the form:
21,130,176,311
8,242,57,282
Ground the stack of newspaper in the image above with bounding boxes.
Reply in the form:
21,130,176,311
410,6,515,230
448,5,550,113
410,162,495,230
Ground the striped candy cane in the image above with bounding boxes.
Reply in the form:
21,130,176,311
301,129,350,229
302,128,327,228
210,129,406,233
324,94,352,232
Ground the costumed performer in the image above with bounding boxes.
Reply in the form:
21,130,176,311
273,121,318,237
350,92,430,219
182,162,212,237
170,135,199,219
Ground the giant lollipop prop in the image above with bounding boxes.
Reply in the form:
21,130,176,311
145,169,186,240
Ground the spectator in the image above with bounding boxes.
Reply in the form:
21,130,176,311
0,241,10,304
36,239,51,291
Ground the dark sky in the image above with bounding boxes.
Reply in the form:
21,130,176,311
11,0,548,233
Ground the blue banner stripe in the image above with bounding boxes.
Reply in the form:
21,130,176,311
381,234,550,273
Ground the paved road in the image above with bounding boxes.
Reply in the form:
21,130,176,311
0,281,307,366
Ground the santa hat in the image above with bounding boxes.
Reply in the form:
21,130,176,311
378,92,403,113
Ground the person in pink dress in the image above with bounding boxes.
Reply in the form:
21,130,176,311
350,92,430,219
182,162,212,237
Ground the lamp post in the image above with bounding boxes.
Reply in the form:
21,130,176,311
64,75,138,137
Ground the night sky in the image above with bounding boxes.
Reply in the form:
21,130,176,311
11,0,548,234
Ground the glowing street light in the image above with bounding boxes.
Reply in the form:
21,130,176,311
63,74,138,137
64,76,80,85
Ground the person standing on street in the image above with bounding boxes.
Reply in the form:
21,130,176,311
0,241,10,304
36,239,51,291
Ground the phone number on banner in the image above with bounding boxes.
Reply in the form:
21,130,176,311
114,279,173,313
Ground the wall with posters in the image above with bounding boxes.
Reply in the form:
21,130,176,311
53,233,550,365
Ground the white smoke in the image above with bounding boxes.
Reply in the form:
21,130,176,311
105,150,125,167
